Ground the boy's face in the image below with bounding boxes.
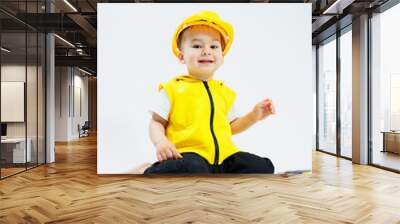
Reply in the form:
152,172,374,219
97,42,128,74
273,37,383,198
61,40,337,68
178,25,224,80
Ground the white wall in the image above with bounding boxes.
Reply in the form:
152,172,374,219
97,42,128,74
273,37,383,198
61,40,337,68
55,67,69,141
72,72,89,138
98,3,313,174
1,64,46,163
55,67,89,141
1,65,38,137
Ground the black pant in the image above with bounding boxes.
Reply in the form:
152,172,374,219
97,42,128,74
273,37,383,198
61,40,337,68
144,152,275,174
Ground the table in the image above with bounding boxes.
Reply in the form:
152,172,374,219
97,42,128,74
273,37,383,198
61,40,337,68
1,138,32,163
381,131,400,154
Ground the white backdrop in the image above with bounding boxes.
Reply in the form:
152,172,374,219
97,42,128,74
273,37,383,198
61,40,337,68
98,3,312,174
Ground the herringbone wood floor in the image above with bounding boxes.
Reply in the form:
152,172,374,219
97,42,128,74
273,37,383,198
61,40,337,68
1,134,400,223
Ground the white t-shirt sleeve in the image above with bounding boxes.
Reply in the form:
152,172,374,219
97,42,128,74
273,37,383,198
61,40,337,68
149,89,170,120
150,89,238,122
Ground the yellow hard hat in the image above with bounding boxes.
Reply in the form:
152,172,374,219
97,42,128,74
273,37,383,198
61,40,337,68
172,10,234,58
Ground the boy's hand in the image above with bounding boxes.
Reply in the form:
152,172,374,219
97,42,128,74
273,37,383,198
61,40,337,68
155,138,183,161
251,98,276,121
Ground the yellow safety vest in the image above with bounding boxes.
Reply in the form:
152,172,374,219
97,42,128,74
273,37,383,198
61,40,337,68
160,75,240,165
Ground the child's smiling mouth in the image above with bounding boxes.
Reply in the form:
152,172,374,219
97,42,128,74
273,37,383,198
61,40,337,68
198,59,214,64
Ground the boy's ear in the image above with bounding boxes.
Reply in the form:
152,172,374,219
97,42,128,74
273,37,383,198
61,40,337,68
178,52,185,64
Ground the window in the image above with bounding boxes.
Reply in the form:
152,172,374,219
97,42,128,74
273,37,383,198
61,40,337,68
371,3,400,171
0,1,47,179
318,36,337,154
340,29,352,158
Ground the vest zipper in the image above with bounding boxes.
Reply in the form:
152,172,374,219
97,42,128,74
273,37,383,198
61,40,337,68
203,81,220,166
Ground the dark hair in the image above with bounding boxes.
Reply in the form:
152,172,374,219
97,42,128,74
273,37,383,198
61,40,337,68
177,25,226,52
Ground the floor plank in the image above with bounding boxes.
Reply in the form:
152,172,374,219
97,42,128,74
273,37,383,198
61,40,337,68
1,134,400,223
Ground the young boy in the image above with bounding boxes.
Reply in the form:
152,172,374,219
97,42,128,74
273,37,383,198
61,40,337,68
144,10,275,174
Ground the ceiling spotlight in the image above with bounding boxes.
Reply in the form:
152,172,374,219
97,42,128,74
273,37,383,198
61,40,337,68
322,0,354,15
78,67,93,76
1,47,11,53
54,34,75,48
63,0,78,12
